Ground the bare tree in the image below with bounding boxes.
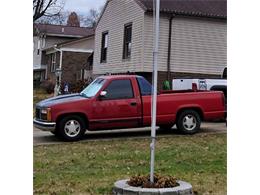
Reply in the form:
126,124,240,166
33,0,65,21
80,8,101,27
36,13,65,25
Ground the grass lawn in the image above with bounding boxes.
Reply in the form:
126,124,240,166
34,133,226,195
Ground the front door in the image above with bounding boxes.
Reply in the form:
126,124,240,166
90,79,141,130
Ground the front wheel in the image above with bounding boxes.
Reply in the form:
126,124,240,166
176,110,201,134
58,115,86,141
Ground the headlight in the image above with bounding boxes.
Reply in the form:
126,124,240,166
41,108,51,121
41,109,48,114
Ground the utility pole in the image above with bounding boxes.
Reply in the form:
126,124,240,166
150,0,160,183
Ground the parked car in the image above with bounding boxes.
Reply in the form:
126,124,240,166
34,75,226,141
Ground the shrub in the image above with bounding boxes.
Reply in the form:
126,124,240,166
127,174,179,188
40,80,55,94
163,80,171,90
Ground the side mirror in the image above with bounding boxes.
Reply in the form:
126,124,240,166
99,91,107,99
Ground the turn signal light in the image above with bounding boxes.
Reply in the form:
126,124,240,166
47,108,52,121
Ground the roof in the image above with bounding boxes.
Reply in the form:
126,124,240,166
33,23,95,38
55,34,95,48
43,34,95,52
99,74,138,80
136,0,226,18
97,0,226,27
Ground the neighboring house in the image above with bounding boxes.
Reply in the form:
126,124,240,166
43,35,95,88
93,0,227,88
33,23,94,83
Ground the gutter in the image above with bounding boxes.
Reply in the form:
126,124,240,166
54,45,63,84
167,15,174,81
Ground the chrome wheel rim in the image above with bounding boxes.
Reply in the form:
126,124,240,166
183,115,196,131
64,120,81,137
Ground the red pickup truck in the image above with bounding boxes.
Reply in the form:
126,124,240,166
34,75,226,141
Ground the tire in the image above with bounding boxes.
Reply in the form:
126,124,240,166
176,110,201,134
57,115,86,141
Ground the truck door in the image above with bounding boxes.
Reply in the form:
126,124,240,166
91,79,142,130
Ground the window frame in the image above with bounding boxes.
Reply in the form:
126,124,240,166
76,69,84,81
37,39,41,55
136,76,152,96
122,23,133,60
100,31,108,63
50,53,56,73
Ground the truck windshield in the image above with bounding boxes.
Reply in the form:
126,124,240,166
80,78,106,98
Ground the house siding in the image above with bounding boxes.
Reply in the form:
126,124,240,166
171,17,227,75
143,14,170,72
43,36,75,49
93,0,145,74
33,36,42,69
142,15,226,75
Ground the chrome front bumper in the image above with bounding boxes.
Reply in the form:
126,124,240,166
33,118,56,131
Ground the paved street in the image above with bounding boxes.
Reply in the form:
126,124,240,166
33,122,226,146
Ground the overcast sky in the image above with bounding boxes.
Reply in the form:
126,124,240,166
64,0,106,14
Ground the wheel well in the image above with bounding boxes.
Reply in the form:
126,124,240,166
56,113,89,129
210,85,227,98
210,85,227,91
176,107,204,121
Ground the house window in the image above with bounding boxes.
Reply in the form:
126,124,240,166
76,69,85,81
100,31,108,63
37,40,41,55
123,23,132,59
50,53,56,73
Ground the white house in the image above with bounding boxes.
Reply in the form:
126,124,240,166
93,0,227,88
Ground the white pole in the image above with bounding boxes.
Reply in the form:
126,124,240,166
150,0,160,183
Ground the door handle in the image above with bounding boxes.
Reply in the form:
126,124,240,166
130,102,137,106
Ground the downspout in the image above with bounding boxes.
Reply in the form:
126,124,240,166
53,45,63,96
59,50,63,84
54,46,63,84
167,15,174,82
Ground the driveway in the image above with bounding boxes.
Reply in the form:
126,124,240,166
34,122,226,146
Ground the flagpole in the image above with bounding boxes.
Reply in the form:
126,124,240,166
150,0,160,183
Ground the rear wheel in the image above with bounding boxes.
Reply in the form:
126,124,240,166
176,110,201,134
58,115,86,141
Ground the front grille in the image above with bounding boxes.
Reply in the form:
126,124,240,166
35,108,47,121
35,108,40,119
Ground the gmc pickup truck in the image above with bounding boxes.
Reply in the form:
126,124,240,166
34,75,226,141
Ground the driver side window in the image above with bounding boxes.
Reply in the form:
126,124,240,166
103,79,134,100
